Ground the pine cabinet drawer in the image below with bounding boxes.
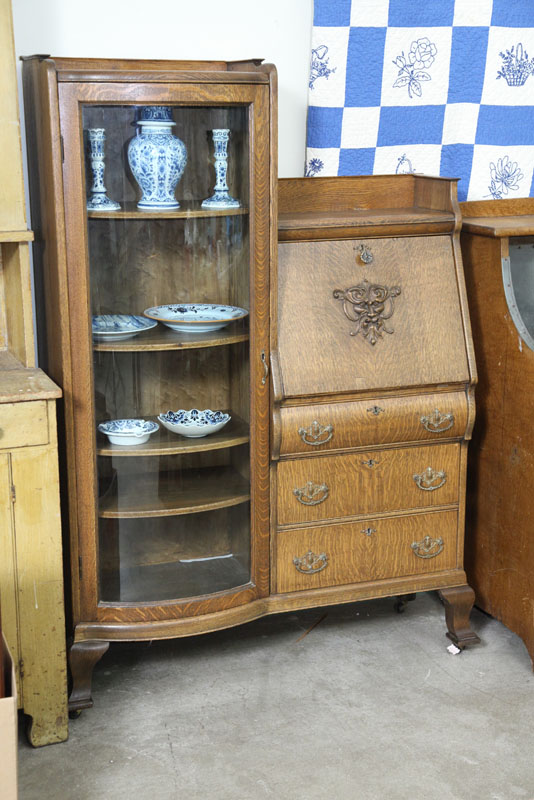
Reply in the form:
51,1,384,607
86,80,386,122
276,509,458,593
277,443,460,526
0,401,49,449
279,391,468,457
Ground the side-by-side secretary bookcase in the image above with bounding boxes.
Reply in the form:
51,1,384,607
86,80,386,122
22,53,479,712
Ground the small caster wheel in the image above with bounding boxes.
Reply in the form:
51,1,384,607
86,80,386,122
394,593,416,614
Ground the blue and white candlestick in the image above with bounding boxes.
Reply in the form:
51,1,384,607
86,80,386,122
86,129,120,211
202,129,240,209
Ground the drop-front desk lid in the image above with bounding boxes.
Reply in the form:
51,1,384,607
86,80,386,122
276,176,471,400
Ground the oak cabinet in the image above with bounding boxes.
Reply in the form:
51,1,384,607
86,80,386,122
23,56,276,711
271,175,480,645
460,198,534,666
23,54,481,714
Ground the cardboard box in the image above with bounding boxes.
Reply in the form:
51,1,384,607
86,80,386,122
0,633,18,800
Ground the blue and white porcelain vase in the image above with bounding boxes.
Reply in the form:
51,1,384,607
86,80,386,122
127,106,187,210
86,128,120,211
201,129,240,209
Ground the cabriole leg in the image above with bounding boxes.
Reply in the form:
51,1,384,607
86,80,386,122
68,640,110,714
439,585,481,649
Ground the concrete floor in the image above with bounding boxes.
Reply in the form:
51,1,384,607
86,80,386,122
17,592,534,800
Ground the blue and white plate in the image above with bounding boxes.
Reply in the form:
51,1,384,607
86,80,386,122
158,409,231,438
92,314,158,341
98,418,159,445
143,304,248,333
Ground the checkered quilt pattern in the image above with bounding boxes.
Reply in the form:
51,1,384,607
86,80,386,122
305,0,534,200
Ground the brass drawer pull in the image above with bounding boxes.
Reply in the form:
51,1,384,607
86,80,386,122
298,420,333,446
293,550,328,574
421,409,454,433
411,535,444,559
413,467,447,491
367,405,384,416
293,481,329,506
361,527,376,537
357,243,373,264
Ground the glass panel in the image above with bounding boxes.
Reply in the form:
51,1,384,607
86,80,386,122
82,103,251,604
507,238,534,351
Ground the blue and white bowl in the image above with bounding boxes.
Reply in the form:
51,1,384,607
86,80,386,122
143,304,248,333
98,419,159,445
92,315,158,341
158,409,231,438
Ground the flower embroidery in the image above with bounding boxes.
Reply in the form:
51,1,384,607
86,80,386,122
497,43,534,86
396,154,416,174
309,45,336,90
393,37,437,98
487,156,524,199
305,157,324,177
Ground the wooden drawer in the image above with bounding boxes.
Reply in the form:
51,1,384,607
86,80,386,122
277,443,459,526
279,391,468,457
0,401,49,449
276,509,458,593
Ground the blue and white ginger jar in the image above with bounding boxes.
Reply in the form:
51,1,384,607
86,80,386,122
127,106,187,210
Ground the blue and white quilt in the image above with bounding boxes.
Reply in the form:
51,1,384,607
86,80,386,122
305,0,534,200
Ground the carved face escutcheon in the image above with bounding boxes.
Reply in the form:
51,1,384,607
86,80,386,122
333,279,402,345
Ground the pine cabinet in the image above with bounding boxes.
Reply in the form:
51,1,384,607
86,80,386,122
1,0,67,746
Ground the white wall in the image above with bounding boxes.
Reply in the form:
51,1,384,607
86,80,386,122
12,0,314,177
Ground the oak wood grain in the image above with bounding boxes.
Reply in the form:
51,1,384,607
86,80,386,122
277,443,460,525
461,209,534,665
93,325,249,353
23,58,275,637
276,509,458,593
279,391,468,456
98,465,250,518
277,236,470,398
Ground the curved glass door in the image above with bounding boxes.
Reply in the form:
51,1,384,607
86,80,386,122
504,237,534,352
82,103,251,603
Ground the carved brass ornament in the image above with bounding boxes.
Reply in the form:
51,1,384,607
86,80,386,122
361,527,377,537
356,243,373,264
298,420,333,446
293,481,329,506
413,466,447,491
420,408,454,433
293,551,328,574
367,405,384,416
333,279,402,345
411,535,444,559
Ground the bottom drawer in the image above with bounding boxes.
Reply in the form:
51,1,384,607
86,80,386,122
275,509,458,594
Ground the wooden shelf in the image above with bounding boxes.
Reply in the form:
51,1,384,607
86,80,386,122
88,201,248,220
93,323,249,352
100,555,250,603
98,465,250,518
0,230,34,242
97,413,249,456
